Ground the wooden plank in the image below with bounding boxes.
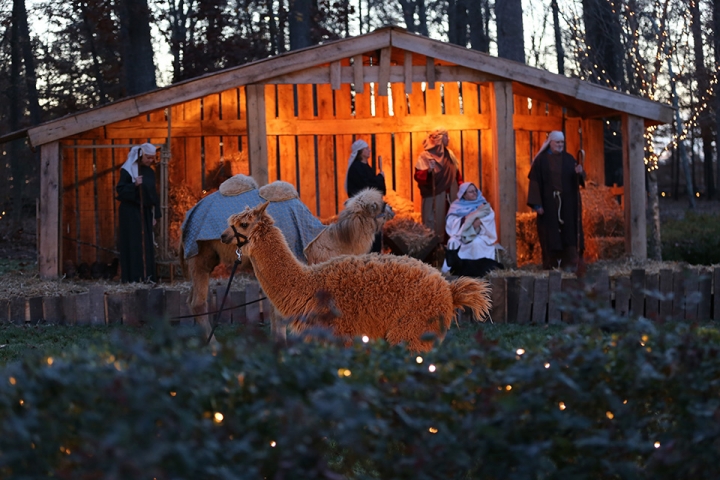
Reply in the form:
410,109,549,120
276,84,297,188
74,292,91,325
672,271,684,319
408,81,426,117
330,61,341,90
42,296,63,324
658,269,673,319
246,84,269,185
622,113,647,260
261,85,276,181
39,142,61,278
378,47,391,96
203,94,222,191
592,269,610,308
316,83,336,217
426,56,436,90
505,277,520,324
547,271,563,324
183,100,203,197
461,136,480,187
404,51,413,94
245,282,261,324
684,270,699,321
531,277,548,324
88,285,106,325
629,269,646,317
515,129,531,213
614,276,631,316
394,131,413,200
411,130,426,211
61,295,77,326
373,90,393,192
354,84,372,119
489,276,506,324
425,83,442,116
94,140,115,263
561,277,580,323
516,277,534,324
75,140,96,263
697,271,712,321
714,268,720,321
493,82,517,265
62,144,79,267
296,84,317,214
266,114,490,136
443,81,461,115
28,297,43,324
230,290,247,324
513,114,563,132
353,54,364,93
645,273,659,320
9,297,26,324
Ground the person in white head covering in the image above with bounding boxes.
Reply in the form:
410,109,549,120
527,130,586,270
441,182,503,277
115,142,161,282
344,138,386,252
414,129,462,240
345,138,386,198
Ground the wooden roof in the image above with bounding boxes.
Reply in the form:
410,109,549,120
18,27,673,148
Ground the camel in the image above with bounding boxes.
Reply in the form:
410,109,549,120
179,174,392,342
220,202,492,352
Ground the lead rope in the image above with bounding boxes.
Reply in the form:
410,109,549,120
553,191,564,225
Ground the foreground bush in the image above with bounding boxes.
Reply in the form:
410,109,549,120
661,211,720,264
1,299,720,479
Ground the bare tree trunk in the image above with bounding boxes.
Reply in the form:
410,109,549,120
447,0,468,46
495,0,525,63
417,0,428,36
669,60,696,208
714,0,720,199
647,169,662,260
9,0,24,224
117,0,157,94
468,0,489,52
551,0,564,74
398,0,416,33
690,0,715,198
79,2,109,103
289,0,312,49
582,0,623,87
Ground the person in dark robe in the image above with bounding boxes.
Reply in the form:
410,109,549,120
116,143,161,282
414,129,463,241
345,139,386,252
527,130,585,270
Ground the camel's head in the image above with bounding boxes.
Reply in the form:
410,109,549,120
342,188,395,231
220,202,273,252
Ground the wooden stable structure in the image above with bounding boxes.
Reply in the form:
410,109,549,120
13,27,672,278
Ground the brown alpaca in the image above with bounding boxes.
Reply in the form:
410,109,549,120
180,176,392,343
221,202,491,352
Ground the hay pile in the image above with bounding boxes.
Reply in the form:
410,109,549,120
516,184,625,267
384,190,422,223
169,184,201,255
382,218,436,258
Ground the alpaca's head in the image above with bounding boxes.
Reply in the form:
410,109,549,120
341,188,395,232
220,202,273,253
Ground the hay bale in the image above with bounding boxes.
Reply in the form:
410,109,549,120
594,237,626,260
385,190,421,223
581,184,624,237
383,218,436,258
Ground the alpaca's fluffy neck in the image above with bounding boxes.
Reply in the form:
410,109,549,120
248,222,314,315
324,213,376,252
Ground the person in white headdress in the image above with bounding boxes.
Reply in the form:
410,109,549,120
345,138,386,252
345,139,386,198
441,182,504,277
527,130,586,270
115,142,161,282
414,129,462,240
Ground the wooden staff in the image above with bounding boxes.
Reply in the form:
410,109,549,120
138,166,148,281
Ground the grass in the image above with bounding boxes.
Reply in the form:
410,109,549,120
0,320,567,365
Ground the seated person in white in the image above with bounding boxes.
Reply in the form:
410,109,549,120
442,182,503,277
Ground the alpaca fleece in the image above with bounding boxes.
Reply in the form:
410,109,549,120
226,203,491,352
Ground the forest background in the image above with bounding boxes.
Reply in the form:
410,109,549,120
0,0,718,256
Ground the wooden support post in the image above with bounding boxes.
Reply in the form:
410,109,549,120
378,47,391,96
547,271,563,324
621,114,647,259
425,56,436,90
489,277,506,323
658,269,673,319
614,277,631,316
531,277,548,324
330,61,342,91
353,54,364,93
630,269,646,317
245,84,268,186
491,82,517,265
39,141,60,279
404,51,413,94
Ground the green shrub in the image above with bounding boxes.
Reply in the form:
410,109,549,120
1,300,720,479
661,212,720,264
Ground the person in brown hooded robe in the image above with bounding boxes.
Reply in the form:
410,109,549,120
414,129,463,240
527,131,585,270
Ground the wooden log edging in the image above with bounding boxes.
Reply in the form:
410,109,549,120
488,267,720,324
1,267,719,326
